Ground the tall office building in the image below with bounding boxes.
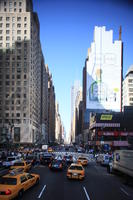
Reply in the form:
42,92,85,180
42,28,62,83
47,69,55,144
123,65,133,107
86,26,122,112
70,81,81,142
0,0,44,144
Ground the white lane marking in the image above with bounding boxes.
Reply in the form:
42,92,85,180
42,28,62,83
83,186,91,200
120,187,129,196
38,185,46,199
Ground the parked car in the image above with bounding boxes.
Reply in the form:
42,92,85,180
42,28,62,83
0,169,40,199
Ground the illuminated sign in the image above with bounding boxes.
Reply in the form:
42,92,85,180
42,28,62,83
100,115,112,120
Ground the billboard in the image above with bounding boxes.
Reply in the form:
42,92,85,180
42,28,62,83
86,27,122,111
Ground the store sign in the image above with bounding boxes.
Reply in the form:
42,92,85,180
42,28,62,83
100,114,112,120
113,141,129,146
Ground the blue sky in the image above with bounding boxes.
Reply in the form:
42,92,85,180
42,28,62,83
33,0,133,137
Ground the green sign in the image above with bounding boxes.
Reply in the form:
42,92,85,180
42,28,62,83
100,114,112,120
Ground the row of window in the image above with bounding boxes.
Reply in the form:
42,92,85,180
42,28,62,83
1,8,23,12
0,41,28,48
0,41,29,48
0,24,27,29
2,1,22,7
0,74,27,79
4,113,26,118
128,79,133,83
0,68,28,74
0,81,27,86
0,16,26,21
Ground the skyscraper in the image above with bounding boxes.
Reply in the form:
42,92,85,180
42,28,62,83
0,0,45,144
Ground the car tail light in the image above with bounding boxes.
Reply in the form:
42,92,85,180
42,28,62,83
49,164,51,168
67,171,71,176
81,171,85,176
5,189,12,195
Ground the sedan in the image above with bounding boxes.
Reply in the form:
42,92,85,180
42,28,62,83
49,160,64,171
0,169,40,199
67,163,85,180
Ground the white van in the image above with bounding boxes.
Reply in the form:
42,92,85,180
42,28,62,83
108,150,133,177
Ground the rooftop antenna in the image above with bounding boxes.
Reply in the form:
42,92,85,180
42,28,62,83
119,26,122,40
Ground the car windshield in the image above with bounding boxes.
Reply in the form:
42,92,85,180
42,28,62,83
14,162,24,166
0,177,17,185
69,166,83,170
52,160,61,164
7,157,16,161
78,157,86,160
27,156,34,160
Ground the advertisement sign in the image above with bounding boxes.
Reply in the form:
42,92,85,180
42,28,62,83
100,114,113,120
86,27,122,111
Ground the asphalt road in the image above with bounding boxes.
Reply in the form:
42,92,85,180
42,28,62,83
22,156,133,200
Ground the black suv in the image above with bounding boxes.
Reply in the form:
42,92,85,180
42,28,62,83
40,153,54,165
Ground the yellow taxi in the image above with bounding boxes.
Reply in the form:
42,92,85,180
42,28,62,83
0,169,40,200
77,157,88,166
67,163,85,180
10,161,31,172
48,147,53,153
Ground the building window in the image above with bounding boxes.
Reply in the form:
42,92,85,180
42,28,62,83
24,17,27,21
17,75,21,79
6,30,10,34
0,23,3,27
6,43,10,48
16,113,20,117
6,36,10,41
17,30,21,34
14,8,16,12
0,36,2,40
6,23,10,28
6,17,10,21
19,9,22,12
129,97,133,102
24,23,27,28
24,30,27,34
0,30,2,34
5,113,9,117
4,8,6,12
17,36,21,41
14,127,20,142
12,17,15,22
14,2,16,6
17,17,21,21
128,79,133,83
17,24,21,28
4,2,6,6
0,17,2,21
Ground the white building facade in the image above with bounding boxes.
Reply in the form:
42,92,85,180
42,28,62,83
86,26,122,112
123,65,133,108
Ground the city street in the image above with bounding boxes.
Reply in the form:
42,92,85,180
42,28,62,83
22,154,133,200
